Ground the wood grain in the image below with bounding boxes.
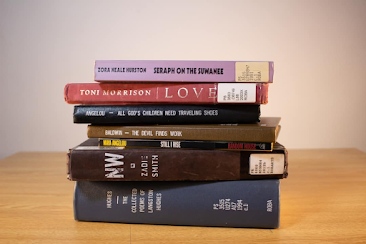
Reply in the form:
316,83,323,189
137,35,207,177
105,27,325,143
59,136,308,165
0,149,365,243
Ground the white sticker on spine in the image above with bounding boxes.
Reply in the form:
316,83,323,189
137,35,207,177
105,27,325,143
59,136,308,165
249,154,284,175
217,83,256,103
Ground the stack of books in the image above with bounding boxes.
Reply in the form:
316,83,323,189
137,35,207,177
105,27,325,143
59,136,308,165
64,60,288,228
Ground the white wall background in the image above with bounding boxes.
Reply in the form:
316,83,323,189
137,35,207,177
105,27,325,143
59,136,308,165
0,0,365,159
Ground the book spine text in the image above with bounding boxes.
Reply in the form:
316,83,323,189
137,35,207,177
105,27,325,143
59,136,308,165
87,124,276,142
74,180,280,228
73,104,260,124
64,83,268,105
94,60,274,82
67,145,287,181
98,139,273,151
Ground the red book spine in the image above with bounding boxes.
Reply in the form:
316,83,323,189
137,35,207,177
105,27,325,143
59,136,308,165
64,83,268,105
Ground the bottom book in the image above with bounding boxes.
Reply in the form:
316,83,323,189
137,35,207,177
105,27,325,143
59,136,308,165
74,180,280,228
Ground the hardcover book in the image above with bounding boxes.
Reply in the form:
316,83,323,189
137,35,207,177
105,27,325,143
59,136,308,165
94,60,274,83
98,138,273,151
87,117,281,143
64,83,268,105
73,104,260,124
74,180,280,228
67,138,288,181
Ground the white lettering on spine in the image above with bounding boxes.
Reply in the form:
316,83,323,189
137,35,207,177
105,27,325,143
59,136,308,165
156,193,162,211
141,156,148,177
177,87,188,98
209,87,217,98
86,111,105,116
165,88,173,98
105,130,123,136
170,131,182,137
193,87,203,98
156,131,168,137
131,189,162,213
104,153,124,178
148,190,154,213
139,190,145,213
213,199,249,211
101,90,151,96
267,200,273,212
106,191,112,209
152,155,159,178
131,188,137,213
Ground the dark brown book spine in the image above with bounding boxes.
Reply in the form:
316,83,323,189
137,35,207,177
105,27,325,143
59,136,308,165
67,144,287,181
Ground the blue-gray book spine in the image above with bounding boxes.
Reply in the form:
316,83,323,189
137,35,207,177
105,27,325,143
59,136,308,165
74,180,280,228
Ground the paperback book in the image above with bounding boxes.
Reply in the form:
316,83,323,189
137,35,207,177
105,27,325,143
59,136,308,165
94,60,274,82
98,138,273,151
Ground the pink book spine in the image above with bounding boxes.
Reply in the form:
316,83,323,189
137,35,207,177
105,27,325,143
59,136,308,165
94,60,274,83
64,83,268,105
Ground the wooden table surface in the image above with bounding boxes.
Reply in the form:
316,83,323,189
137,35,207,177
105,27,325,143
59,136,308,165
0,149,366,243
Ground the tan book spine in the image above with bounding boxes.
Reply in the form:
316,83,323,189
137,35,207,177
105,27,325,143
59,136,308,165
87,124,279,143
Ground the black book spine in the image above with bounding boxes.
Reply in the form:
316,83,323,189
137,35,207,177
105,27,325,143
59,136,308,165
98,138,273,151
73,104,260,124
74,180,280,228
